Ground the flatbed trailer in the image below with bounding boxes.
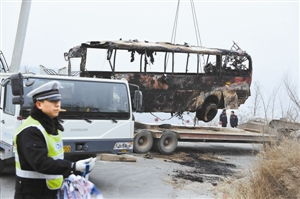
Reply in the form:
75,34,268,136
133,122,274,154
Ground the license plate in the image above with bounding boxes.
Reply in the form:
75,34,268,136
63,145,71,153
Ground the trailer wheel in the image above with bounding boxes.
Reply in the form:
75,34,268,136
155,131,178,155
134,130,153,153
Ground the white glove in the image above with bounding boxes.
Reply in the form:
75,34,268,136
74,157,96,173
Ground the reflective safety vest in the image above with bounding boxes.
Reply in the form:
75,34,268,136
14,116,64,190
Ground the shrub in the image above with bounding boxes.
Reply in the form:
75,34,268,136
222,138,300,199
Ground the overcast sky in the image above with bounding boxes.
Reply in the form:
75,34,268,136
0,0,299,122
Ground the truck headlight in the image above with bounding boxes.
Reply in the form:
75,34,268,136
113,142,133,150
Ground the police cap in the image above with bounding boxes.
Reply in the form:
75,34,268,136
27,81,63,102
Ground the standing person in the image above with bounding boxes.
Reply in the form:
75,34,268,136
14,81,96,199
230,111,238,128
219,109,228,127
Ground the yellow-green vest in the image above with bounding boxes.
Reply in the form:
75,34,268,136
14,116,64,190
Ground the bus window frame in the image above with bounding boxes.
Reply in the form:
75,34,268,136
72,41,252,77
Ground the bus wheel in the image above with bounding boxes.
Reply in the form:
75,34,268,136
203,103,218,122
197,103,218,122
134,130,153,153
155,131,178,155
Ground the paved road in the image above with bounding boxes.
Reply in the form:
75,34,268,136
0,142,261,199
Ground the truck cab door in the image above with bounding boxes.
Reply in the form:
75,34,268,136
1,83,21,150
0,84,3,145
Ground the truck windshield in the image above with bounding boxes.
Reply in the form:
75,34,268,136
21,78,130,120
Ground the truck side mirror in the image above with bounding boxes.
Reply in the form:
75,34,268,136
10,73,24,105
133,90,143,112
12,96,24,105
10,73,24,96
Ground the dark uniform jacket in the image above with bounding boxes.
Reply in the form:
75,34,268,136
230,114,238,128
219,112,228,127
14,106,73,199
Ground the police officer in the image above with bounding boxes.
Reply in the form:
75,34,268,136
14,81,96,199
219,109,228,127
230,111,238,128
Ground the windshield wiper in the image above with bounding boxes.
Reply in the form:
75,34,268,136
76,112,93,123
96,112,119,123
111,118,117,123
58,111,93,123
84,118,92,123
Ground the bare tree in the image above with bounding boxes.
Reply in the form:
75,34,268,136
270,84,281,119
258,86,271,122
286,105,299,122
245,77,299,123
258,82,284,122
279,98,286,119
284,79,300,111
252,82,261,117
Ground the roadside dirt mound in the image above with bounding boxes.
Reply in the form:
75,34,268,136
221,138,300,199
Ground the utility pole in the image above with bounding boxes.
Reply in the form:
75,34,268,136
9,0,31,73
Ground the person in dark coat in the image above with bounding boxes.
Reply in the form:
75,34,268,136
14,81,96,199
219,109,228,127
230,111,238,128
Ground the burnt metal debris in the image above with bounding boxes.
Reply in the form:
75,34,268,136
65,40,252,122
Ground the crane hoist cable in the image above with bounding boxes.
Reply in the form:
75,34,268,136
166,0,181,67
190,0,202,47
170,0,203,46
170,0,181,44
167,0,204,71
190,0,204,72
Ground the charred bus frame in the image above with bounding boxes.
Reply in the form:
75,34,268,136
65,40,252,122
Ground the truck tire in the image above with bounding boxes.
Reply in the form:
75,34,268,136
134,130,153,153
155,131,178,155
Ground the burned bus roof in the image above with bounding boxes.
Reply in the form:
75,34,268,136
66,40,251,59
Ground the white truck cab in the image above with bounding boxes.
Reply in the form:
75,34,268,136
0,73,142,171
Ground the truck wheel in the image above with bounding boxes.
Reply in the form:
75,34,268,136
155,131,178,155
134,130,153,153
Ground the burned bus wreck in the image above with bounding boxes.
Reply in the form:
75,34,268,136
65,40,252,122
